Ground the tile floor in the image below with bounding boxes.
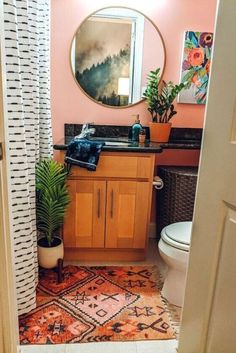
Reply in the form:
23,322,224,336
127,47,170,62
20,340,178,353
20,239,180,353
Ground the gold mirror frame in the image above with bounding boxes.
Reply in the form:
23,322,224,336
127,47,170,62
69,6,166,109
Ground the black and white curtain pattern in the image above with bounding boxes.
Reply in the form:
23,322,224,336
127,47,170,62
3,0,52,315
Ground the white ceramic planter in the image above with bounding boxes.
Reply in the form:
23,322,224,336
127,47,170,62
37,237,64,269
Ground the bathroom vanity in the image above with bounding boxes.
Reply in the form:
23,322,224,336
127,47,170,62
59,150,155,261
55,124,201,261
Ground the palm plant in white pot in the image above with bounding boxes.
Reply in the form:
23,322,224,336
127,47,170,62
36,159,70,269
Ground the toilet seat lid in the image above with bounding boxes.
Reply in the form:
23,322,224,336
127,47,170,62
161,222,192,251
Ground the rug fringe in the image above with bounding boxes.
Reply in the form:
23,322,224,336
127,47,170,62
161,296,182,339
151,265,181,338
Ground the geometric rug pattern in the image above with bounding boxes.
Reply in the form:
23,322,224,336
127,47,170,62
19,265,175,344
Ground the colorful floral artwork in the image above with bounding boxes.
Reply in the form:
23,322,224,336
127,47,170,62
178,31,213,104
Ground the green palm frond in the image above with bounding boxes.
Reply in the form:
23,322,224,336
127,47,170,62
36,159,70,247
36,160,68,191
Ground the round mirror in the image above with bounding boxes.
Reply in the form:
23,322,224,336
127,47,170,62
70,7,166,108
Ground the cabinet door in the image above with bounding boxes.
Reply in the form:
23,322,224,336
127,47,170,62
63,179,106,248
106,181,151,249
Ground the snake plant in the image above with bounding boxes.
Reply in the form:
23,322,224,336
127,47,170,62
143,68,187,123
36,159,70,247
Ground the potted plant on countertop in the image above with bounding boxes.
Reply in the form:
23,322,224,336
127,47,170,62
143,68,187,142
36,159,70,269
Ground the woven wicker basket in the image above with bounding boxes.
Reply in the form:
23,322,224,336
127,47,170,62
156,166,198,239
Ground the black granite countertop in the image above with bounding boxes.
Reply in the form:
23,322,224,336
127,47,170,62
53,136,201,153
53,136,163,153
53,125,202,153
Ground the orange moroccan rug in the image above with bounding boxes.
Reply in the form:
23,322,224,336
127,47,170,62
19,265,175,344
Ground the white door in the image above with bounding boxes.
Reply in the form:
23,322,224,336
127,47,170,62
179,1,236,353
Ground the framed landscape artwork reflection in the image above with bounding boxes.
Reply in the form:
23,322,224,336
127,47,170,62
74,17,132,106
178,30,214,104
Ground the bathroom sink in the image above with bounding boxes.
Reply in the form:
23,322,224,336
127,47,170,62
104,141,130,146
89,137,131,146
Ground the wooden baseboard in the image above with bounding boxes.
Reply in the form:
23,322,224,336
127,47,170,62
64,247,146,262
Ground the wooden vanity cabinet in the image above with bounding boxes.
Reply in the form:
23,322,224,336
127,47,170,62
63,179,106,249
61,152,155,261
105,180,150,249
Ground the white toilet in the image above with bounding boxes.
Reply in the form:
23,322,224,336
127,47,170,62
158,221,192,307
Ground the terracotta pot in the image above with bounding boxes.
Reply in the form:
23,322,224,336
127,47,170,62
149,122,172,143
37,237,64,269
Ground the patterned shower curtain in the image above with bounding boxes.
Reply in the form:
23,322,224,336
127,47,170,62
3,0,52,315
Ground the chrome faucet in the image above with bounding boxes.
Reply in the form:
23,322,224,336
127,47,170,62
75,123,95,139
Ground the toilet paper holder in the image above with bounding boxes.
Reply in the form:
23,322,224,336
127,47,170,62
153,176,164,190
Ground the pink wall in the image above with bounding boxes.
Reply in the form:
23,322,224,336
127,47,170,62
51,0,217,144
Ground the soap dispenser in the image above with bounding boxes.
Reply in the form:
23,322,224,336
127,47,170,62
131,114,142,142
